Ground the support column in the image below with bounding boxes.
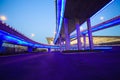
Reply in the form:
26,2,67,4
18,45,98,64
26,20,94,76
0,40,3,53
75,19,82,50
0,35,4,53
83,34,86,50
64,18,70,50
62,40,64,51
0,40,3,48
56,42,59,51
0,36,3,49
62,40,65,51
48,48,51,53
87,18,94,50
59,34,62,52
28,46,33,52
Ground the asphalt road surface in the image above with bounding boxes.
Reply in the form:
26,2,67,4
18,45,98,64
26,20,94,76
0,51,120,80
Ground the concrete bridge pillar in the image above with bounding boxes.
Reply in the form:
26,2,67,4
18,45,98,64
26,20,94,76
75,19,82,50
28,46,33,52
59,34,62,52
61,41,65,51
64,18,70,50
0,35,3,53
83,34,86,50
56,42,59,51
0,40,3,48
0,35,3,48
87,18,94,50
48,48,51,53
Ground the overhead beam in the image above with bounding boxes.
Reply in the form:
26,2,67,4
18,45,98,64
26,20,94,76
71,15,120,39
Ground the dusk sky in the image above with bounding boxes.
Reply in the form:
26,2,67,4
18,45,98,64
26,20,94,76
0,0,56,44
0,0,120,44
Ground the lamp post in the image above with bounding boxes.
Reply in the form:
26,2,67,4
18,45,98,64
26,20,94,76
0,15,7,21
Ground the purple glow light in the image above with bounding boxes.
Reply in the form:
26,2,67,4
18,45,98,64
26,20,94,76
54,0,66,44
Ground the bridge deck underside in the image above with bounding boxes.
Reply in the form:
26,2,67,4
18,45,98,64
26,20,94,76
60,0,111,38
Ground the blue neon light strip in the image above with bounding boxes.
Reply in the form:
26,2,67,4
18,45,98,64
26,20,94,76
0,30,59,48
82,18,120,35
0,30,33,46
70,17,120,39
54,0,66,43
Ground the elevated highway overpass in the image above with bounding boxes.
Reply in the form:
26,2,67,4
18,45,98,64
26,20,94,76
0,21,59,52
54,0,116,50
0,0,119,53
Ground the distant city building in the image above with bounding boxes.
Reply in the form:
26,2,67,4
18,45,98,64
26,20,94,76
46,37,54,45
46,36,120,46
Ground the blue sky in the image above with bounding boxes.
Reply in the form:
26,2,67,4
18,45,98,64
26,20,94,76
0,0,120,44
0,0,56,44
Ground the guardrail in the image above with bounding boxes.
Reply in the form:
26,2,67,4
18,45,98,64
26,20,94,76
0,21,59,49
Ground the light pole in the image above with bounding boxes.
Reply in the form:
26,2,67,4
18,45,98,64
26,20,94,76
0,15,7,21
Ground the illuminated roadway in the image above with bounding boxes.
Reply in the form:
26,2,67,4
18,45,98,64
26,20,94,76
0,51,120,80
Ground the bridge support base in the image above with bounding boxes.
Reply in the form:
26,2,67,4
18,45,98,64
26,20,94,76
0,40,3,53
75,19,82,50
87,18,94,50
64,18,70,50
48,48,51,53
0,40,3,48
59,34,62,52
83,34,86,50
28,46,33,53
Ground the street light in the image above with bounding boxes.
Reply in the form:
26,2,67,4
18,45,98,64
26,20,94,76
31,33,35,37
0,15,7,21
100,16,104,20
